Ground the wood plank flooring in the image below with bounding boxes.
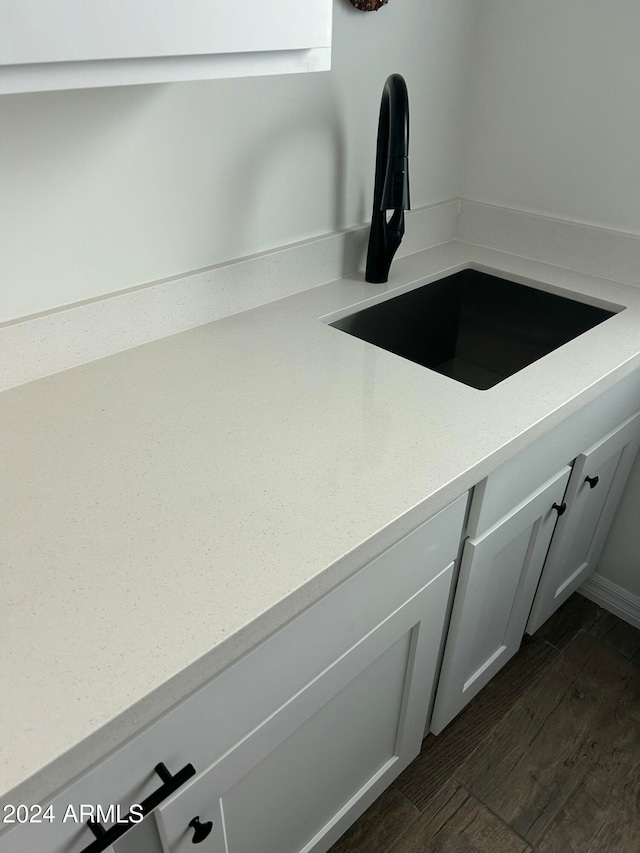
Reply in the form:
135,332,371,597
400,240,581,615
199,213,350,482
328,594,640,853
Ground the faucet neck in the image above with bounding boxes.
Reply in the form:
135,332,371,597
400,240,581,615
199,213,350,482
366,74,410,284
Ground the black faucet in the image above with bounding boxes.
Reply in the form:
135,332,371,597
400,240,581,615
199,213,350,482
365,73,410,283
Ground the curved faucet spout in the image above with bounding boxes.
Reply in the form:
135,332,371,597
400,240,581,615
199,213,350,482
365,73,410,284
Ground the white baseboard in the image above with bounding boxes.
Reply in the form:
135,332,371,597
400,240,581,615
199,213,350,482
579,573,640,630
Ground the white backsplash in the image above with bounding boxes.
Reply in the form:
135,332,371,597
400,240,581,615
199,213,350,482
458,200,640,287
0,200,458,391
4,197,640,392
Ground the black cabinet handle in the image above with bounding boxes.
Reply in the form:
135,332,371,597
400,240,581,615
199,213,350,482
552,502,567,516
585,475,599,489
189,815,214,843
80,761,196,853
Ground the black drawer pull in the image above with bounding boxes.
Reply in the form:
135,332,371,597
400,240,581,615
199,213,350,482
585,475,600,489
190,815,214,843
80,761,196,853
552,502,567,516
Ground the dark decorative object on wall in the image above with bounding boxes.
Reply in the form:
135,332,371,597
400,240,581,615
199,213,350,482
348,0,388,10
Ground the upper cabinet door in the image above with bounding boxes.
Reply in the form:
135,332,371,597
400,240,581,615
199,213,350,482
0,0,332,92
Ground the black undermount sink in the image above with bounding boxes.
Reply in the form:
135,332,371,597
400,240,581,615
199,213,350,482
330,269,617,390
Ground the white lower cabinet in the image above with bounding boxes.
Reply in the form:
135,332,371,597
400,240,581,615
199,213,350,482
430,467,571,734
527,410,640,634
152,494,469,853
0,494,466,853
431,401,640,736
156,562,454,853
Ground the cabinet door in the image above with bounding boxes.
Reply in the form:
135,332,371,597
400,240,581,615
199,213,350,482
155,564,454,853
431,467,571,734
527,410,640,635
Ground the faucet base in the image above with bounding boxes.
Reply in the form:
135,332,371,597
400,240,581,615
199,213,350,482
365,210,404,283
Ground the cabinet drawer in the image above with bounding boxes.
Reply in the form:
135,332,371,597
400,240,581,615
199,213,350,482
0,494,467,853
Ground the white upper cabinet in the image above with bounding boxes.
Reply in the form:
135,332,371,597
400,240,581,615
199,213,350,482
0,0,332,93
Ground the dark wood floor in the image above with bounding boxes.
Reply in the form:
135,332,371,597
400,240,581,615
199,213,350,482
328,594,640,853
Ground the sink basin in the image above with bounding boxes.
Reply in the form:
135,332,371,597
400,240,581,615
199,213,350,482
329,269,618,390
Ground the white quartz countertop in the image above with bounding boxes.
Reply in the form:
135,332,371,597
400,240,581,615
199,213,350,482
3,241,640,810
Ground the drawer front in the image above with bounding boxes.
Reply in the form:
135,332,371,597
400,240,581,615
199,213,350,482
0,494,467,853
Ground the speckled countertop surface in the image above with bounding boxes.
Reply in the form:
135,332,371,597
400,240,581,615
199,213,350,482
3,240,640,810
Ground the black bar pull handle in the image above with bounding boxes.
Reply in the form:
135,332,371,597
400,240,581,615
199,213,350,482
585,475,600,489
552,502,567,516
80,761,196,853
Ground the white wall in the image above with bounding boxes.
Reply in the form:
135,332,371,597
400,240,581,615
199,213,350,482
460,0,640,602
0,0,476,323
462,0,640,234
